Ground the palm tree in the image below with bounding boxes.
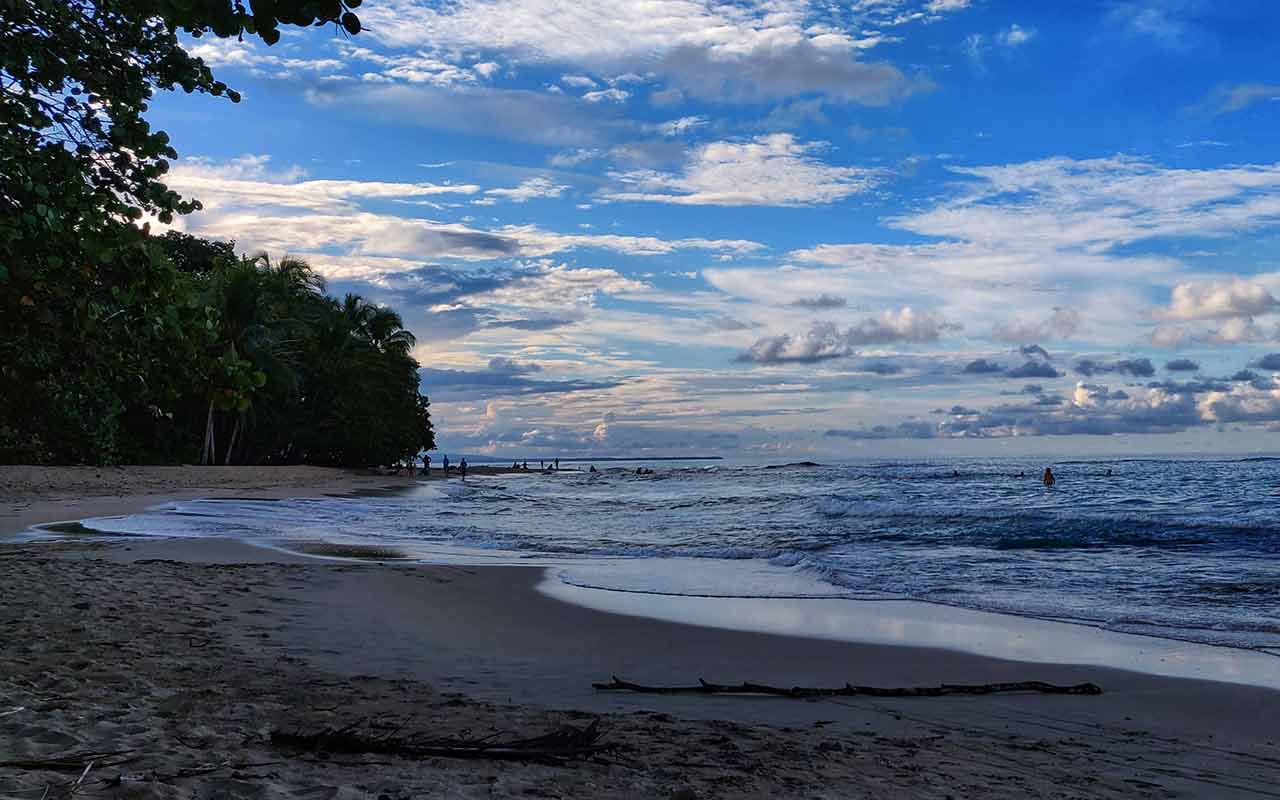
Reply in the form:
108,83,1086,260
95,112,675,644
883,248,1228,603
200,253,325,465
340,294,417,354
368,306,416,355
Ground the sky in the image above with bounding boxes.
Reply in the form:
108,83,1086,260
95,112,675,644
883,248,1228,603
149,0,1280,459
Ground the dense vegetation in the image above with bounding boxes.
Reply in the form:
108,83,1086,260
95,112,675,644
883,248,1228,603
1,230,435,466
1,1,435,466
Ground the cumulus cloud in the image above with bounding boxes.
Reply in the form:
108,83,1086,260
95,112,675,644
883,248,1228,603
1020,344,1052,361
1198,381,1280,423
601,134,880,206
825,421,936,440
1150,318,1279,348
1253,353,1280,370
1164,358,1200,372
1074,357,1155,377
962,358,1004,374
789,294,847,309
1150,277,1278,321
1006,361,1062,379
736,308,955,364
486,357,543,374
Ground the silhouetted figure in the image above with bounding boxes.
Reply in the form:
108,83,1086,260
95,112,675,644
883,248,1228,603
1043,467,1055,487
589,465,598,473
554,459,559,471
442,454,450,476
1106,468,1113,477
540,460,545,470
459,457,467,478
422,454,431,476
953,469,960,478
1017,471,1025,478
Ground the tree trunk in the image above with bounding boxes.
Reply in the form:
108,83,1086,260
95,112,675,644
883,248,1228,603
201,401,216,466
224,415,243,465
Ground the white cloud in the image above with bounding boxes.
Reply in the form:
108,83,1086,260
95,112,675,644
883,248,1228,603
1151,277,1278,321
737,309,956,364
186,40,345,77
583,87,630,103
1198,381,1280,423
560,74,599,88
168,156,765,275
602,134,879,206
896,156,1280,251
655,116,709,137
356,0,935,105
1192,82,1280,116
997,24,1036,47
485,176,571,203
463,263,648,311
166,155,480,213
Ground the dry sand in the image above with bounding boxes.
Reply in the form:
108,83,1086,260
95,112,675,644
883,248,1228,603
3,468,1280,798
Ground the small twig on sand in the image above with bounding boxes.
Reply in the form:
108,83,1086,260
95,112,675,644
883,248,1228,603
593,676,1104,698
68,760,94,797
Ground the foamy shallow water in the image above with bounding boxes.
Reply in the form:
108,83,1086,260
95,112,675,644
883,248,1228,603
28,457,1280,659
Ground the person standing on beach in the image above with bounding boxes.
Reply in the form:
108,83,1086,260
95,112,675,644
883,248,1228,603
1043,467,1055,487
422,454,431,476
554,458,559,471
443,454,450,476
459,457,467,479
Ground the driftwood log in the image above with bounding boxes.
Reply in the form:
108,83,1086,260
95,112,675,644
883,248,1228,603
593,676,1103,698
270,718,614,764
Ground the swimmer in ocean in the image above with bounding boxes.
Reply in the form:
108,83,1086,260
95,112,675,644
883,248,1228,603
1043,467,1055,487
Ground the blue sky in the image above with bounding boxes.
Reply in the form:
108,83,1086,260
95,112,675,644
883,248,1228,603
151,0,1280,458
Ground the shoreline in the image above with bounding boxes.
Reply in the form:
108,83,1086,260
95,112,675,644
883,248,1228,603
0,463,526,535
5,469,1280,794
6,464,1279,690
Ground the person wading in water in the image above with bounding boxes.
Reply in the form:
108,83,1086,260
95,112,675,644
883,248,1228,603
1043,467,1056,487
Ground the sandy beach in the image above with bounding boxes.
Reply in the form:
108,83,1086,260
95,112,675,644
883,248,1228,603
4,468,1280,798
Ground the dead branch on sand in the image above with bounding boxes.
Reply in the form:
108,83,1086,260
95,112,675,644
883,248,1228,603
0,750,134,772
593,676,1104,698
270,718,614,764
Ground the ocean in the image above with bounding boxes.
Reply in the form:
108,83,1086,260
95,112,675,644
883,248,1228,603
61,458,1280,654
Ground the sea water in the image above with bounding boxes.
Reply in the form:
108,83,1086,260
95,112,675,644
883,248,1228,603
58,458,1280,654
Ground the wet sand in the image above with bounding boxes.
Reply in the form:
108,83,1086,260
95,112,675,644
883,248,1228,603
3,469,1280,797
